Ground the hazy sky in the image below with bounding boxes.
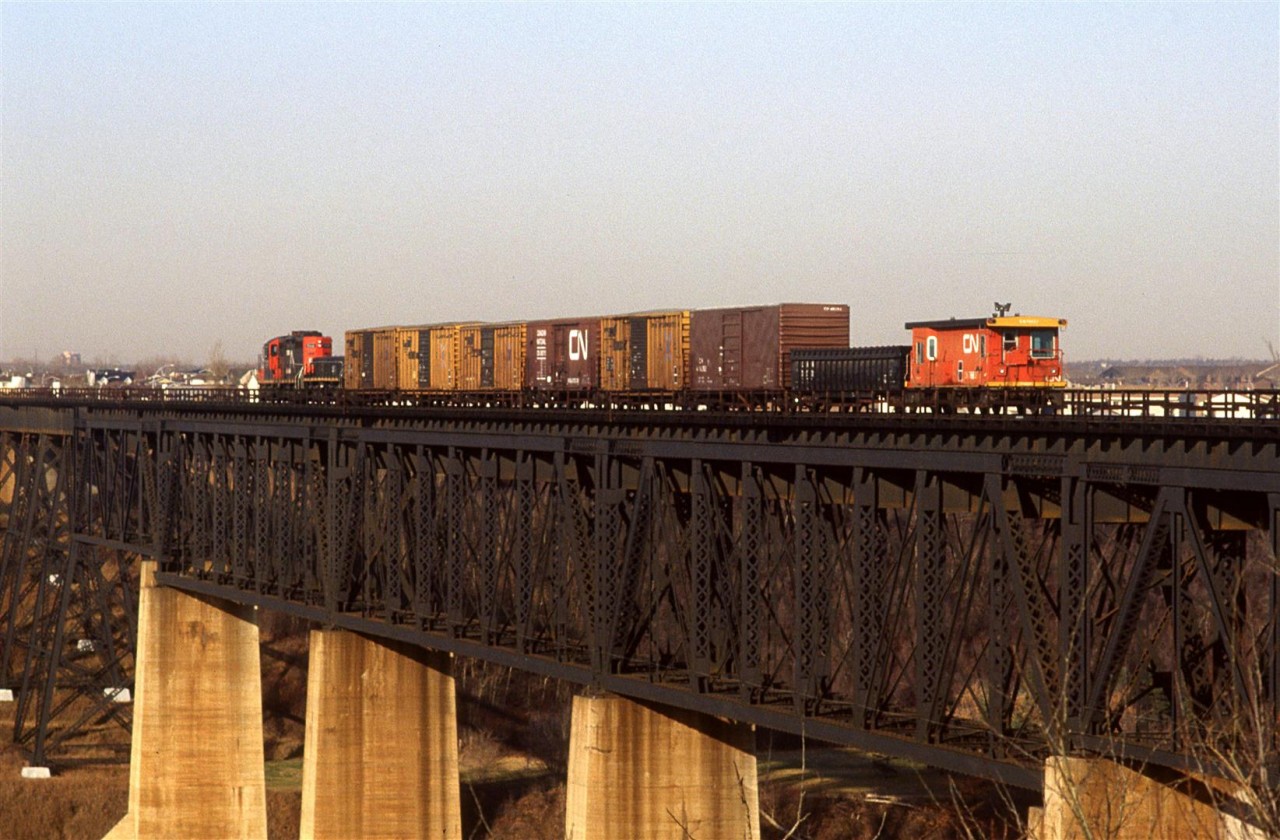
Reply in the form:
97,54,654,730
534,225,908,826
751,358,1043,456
2,3,1277,365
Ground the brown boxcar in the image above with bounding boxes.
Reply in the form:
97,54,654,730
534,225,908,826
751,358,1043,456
458,323,527,391
526,318,601,391
395,323,475,391
599,311,690,392
344,326,400,390
689,303,849,391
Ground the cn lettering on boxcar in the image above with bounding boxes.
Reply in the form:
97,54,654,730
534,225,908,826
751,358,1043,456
569,329,588,361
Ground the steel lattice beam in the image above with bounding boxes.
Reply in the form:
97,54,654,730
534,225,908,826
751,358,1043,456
0,400,1274,789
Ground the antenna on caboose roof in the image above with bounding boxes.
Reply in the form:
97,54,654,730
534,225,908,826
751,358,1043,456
993,302,1012,317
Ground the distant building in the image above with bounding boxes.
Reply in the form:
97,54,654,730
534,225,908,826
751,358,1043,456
60,351,81,367
88,369,135,387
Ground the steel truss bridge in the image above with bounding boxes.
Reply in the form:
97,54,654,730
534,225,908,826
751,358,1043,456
0,393,1277,792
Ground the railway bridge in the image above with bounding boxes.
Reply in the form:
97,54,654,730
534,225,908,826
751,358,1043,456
0,391,1276,838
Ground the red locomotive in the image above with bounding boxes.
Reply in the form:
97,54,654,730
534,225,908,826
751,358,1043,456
259,331,343,387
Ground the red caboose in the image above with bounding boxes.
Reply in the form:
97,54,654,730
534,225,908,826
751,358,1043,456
904,314,1067,388
260,331,335,385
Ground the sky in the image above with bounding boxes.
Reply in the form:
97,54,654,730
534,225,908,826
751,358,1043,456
2,2,1277,366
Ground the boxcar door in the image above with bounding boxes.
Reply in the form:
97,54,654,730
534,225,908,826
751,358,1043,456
629,316,649,390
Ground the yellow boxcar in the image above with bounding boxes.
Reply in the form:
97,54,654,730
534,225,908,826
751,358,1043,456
599,311,689,391
372,328,398,390
429,325,467,391
458,323,527,391
345,326,398,390
395,323,475,391
394,325,425,391
600,317,631,391
344,330,367,390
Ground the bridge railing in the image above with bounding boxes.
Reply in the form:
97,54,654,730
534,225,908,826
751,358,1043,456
1061,388,1280,419
0,384,1278,420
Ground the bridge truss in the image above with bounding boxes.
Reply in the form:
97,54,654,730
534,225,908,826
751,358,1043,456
0,399,1276,790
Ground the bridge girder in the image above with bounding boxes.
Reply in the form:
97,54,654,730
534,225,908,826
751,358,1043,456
0,402,1275,791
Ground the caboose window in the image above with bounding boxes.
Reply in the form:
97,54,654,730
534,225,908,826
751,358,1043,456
1002,332,1017,351
956,359,963,379
1031,329,1056,359
926,336,938,361
915,341,924,364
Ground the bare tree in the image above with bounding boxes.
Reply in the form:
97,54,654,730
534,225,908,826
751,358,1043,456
208,340,230,384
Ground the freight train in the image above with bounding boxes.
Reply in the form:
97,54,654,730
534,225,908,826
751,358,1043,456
258,303,1067,410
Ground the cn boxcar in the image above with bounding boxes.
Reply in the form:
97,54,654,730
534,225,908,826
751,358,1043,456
526,317,601,392
690,303,849,391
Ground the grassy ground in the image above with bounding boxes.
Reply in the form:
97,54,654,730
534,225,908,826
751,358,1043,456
0,742,128,840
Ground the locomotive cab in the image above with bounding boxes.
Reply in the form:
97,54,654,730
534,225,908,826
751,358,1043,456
904,315,1067,388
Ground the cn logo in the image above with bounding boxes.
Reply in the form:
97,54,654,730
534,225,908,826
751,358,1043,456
962,333,979,354
569,329,589,361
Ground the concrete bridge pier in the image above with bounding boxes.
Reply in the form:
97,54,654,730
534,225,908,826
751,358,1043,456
565,693,760,840
1029,756,1268,839
299,629,461,840
105,561,267,839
